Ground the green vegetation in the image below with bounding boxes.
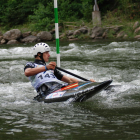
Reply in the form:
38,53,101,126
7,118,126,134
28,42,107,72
0,0,140,36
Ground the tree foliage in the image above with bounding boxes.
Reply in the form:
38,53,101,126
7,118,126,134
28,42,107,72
0,0,139,30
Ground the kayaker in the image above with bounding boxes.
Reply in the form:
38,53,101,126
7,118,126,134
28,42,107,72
24,42,95,96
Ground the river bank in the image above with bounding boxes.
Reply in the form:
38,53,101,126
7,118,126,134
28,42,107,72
0,21,140,45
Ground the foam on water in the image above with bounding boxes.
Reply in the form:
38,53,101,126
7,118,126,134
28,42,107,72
0,41,140,140
0,41,140,110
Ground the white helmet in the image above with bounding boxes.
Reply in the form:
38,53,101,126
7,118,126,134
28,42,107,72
33,42,50,56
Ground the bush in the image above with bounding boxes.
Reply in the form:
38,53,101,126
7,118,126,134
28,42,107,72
0,0,34,27
0,0,140,31
29,2,54,31
0,0,49,27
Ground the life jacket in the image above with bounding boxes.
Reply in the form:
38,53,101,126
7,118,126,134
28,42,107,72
28,63,61,90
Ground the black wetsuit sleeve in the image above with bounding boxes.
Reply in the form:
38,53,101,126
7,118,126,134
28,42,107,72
24,62,35,71
54,69,63,80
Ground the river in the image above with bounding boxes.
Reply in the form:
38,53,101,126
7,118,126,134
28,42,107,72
0,40,140,140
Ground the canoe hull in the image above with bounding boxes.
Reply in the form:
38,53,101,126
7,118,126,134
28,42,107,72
34,80,112,103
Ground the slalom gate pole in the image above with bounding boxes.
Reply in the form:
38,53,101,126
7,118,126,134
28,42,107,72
54,0,60,67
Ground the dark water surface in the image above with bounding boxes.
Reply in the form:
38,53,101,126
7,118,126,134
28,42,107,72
0,40,140,140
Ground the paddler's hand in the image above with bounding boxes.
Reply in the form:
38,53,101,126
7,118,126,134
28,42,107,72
90,79,96,82
47,62,56,70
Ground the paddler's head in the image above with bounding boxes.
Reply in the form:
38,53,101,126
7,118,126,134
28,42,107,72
33,42,50,63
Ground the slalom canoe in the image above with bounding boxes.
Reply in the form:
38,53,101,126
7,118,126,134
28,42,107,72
34,80,112,103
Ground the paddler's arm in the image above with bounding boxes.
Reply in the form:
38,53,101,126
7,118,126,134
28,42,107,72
90,79,96,82
24,67,46,77
52,62,95,83
61,75,80,84
62,75,96,83
24,62,56,77
61,76,95,83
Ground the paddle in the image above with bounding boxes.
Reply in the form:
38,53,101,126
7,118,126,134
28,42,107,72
56,66,117,90
56,66,89,81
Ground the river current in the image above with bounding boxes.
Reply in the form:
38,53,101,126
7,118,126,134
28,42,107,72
0,40,140,140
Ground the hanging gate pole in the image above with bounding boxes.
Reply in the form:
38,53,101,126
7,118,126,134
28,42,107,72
92,0,101,26
54,0,60,67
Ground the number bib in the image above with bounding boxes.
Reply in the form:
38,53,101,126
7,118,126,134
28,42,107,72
28,64,60,90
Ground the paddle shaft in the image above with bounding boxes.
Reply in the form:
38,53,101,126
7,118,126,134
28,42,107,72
56,67,115,90
56,66,89,81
